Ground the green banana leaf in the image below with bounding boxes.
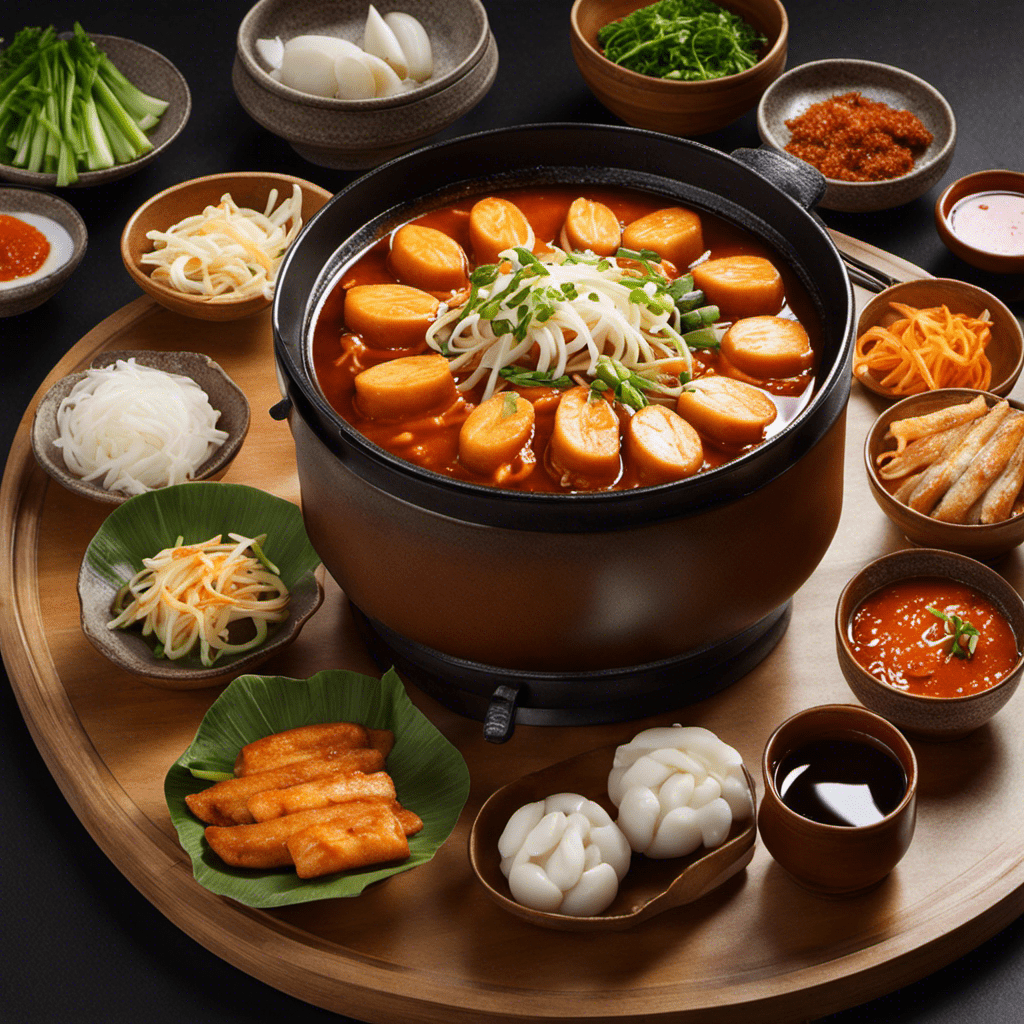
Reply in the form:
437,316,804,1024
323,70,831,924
81,481,321,675
164,667,471,907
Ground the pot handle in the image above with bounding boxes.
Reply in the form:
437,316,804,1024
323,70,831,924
731,147,826,211
483,684,519,744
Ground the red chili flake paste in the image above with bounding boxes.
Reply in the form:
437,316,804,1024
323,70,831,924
0,213,50,282
784,92,933,182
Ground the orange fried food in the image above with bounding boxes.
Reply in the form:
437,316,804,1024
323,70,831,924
247,770,397,822
234,722,371,776
186,748,387,825
287,801,412,879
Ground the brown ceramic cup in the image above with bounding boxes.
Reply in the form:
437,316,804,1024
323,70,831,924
758,704,918,897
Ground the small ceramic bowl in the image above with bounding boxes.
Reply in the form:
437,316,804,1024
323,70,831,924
31,350,250,506
855,278,1024,399
0,34,190,189
78,481,324,688
469,743,757,931
233,0,497,169
865,388,1024,560
836,548,1024,740
570,0,788,137
757,58,956,212
0,188,87,316
758,704,918,896
935,170,1024,274
120,171,332,320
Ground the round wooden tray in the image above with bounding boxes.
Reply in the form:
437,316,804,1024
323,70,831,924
4,234,1024,1023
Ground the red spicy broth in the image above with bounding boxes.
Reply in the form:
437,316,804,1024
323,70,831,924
311,186,823,493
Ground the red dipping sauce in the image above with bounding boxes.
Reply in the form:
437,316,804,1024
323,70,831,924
847,577,1019,698
0,213,50,282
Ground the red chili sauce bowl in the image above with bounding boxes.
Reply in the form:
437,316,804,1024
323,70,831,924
835,548,1024,740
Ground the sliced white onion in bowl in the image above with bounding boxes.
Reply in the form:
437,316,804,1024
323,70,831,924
364,5,408,79
334,53,377,99
255,36,285,71
383,11,433,82
360,52,405,97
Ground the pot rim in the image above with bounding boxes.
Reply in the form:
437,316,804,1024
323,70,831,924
273,122,854,522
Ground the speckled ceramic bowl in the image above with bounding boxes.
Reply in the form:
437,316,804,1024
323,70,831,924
31,350,250,505
0,188,87,316
233,0,497,169
836,549,1024,739
864,388,1024,560
757,59,956,212
0,34,190,189
855,278,1024,400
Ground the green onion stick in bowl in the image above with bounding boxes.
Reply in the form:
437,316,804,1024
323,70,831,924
598,0,766,82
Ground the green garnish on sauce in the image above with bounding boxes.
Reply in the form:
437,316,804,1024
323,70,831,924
597,0,766,82
927,606,981,660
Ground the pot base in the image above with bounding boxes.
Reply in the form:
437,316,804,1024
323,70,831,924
352,601,791,739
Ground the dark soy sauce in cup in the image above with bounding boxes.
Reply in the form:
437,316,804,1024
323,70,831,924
774,736,907,827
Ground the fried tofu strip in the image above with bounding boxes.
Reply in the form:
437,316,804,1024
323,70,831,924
885,395,988,453
906,402,1009,515
247,770,397,822
287,802,411,879
205,800,422,870
234,722,371,776
186,748,386,825
932,412,1024,523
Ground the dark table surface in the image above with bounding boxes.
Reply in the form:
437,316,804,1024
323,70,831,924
4,1,1024,1021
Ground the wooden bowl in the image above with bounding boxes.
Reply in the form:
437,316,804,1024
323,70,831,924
864,388,1024,560
31,350,250,505
758,704,918,896
233,0,497,169
0,188,87,317
836,549,1024,740
0,34,190,189
935,170,1024,274
120,171,332,320
855,278,1023,399
469,743,757,931
757,59,956,212
570,0,788,136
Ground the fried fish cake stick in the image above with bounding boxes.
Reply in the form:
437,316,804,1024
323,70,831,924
234,722,371,776
247,770,397,822
287,802,411,878
366,728,395,759
186,748,386,825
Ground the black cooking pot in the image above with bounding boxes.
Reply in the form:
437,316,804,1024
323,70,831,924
273,124,854,738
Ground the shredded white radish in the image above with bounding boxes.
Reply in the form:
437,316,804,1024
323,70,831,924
107,533,290,666
54,358,229,496
141,186,303,301
426,248,695,402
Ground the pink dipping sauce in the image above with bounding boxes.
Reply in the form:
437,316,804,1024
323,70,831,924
949,191,1024,256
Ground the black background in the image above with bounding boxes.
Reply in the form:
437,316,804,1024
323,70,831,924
3,2,1024,1021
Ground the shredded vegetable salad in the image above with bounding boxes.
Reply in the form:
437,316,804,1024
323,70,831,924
141,186,303,301
108,533,290,666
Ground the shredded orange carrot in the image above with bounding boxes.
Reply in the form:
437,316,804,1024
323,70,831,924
853,302,993,395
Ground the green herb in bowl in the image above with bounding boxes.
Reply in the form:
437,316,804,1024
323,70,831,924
597,0,766,82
